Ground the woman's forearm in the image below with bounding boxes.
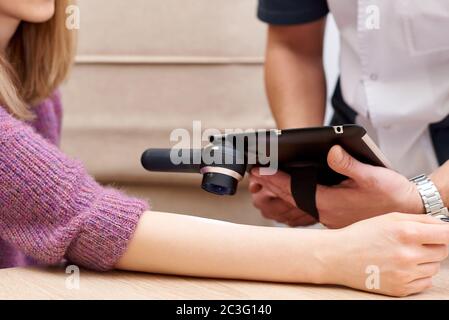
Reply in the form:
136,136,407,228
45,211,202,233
116,211,331,284
115,212,449,297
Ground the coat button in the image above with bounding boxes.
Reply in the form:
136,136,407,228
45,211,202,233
369,73,378,81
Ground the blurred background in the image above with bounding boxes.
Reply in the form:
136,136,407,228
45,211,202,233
61,0,340,225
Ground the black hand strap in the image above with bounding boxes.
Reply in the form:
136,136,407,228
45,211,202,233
286,163,319,220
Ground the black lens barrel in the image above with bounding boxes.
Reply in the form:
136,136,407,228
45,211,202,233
201,172,238,195
141,142,248,196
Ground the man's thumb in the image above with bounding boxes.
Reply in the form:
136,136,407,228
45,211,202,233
327,145,365,180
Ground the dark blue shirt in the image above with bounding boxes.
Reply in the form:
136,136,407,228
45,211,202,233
258,0,329,25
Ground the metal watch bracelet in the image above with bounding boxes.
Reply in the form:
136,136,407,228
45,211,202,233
409,174,449,221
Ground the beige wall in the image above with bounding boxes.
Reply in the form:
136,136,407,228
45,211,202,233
61,0,275,225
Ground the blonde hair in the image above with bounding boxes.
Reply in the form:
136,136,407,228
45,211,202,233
0,0,75,119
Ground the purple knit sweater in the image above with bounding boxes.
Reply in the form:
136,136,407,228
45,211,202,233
0,91,148,270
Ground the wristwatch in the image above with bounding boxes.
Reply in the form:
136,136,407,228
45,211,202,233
410,174,449,221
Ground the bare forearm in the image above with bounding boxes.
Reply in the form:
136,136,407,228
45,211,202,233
265,22,327,129
115,212,449,297
116,211,330,284
265,48,326,129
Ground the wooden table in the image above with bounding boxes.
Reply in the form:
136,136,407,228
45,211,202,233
1,261,449,299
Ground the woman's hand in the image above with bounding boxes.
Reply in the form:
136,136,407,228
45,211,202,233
250,145,424,228
323,213,449,297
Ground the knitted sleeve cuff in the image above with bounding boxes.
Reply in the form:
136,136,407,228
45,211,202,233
0,106,150,271
65,177,149,271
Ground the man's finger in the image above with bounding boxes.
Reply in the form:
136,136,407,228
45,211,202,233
286,212,317,227
327,145,375,183
251,171,295,206
248,181,262,193
282,206,308,222
251,168,291,190
251,188,291,213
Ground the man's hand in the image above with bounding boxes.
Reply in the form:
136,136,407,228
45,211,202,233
249,180,317,226
249,145,425,228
